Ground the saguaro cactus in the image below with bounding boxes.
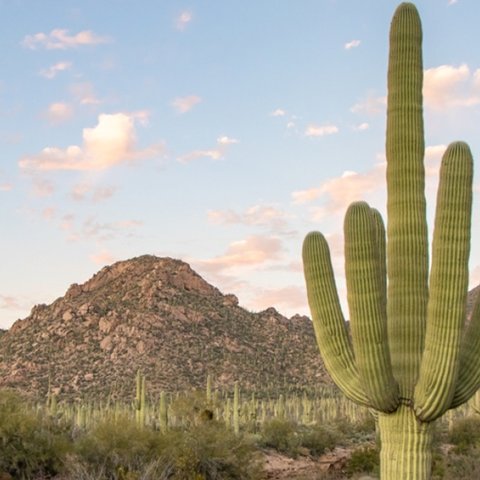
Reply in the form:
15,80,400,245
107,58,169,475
302,3,480,479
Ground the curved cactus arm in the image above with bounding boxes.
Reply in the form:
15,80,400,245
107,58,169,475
450,291,480,408
386,2,428,398
344,202,399,412
414,142,473,421
371,208,387,307
302,231,370,406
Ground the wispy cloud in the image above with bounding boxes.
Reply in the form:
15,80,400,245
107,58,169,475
292,162,386,219
250,285,307,314
45,102,74,123
217,136,238,145
208,204,293,233
71,183,117,202
70,82,102,105
89,250,116,266
178,135,238,163
0,295,21,310
19,112,163,171
31,177,55,197
448,0,458,5
39,61,72,79
305,124,339,137
353,122,369,131
270,108,286,117
175,10,193,31
60,216,143,242
196,235,283,273
424,64,480,109
351,94,386,115
22,29,110,50
344,39,361,50
171,95,202,114
0,183,13,192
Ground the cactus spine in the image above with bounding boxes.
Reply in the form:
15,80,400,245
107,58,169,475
302,3,480,479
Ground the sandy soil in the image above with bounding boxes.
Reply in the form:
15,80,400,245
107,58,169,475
262,446,358,479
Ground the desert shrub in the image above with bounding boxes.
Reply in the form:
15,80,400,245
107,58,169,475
71,413,163,479
157,421,263,479
299,423,342,456
430,447,480,480
447,416,480,453
168,390,218,428
260,417,301,457
0,389,72,479
345,445,379,477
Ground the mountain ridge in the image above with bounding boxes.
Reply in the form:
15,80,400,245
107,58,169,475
0,255,327,401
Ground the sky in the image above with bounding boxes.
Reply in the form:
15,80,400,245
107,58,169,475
2,0,480,329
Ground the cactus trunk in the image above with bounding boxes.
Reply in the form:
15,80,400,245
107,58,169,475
302,3,480,479
379,406,433,480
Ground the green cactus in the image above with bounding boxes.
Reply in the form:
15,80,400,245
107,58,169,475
302,3,480,479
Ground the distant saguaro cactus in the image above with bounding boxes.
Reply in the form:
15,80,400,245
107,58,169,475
302,3,480,479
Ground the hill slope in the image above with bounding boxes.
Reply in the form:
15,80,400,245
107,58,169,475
0,256,327,400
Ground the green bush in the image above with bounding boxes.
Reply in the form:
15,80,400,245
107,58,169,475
448,416,480,454
299,423,342,456
0,389,72,479
158,421,263,480
260,417,301,457
70,413,162,479
345,445,379,477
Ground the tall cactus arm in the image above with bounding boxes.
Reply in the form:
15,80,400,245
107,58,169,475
344,202,399,412
450,291,480,408
371,208,387,307
414,142,473,421
386,2,428,398
302,232,369,406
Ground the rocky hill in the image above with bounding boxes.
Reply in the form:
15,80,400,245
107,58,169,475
0,256,327,401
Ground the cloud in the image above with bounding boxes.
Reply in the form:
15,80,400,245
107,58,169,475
178,135,238,163
292,163,386,218
59,215,143,242
208,204,292,233
46,102,74,123
423,64,480,109
196,235,283,273
250,285,307,314
345,39,361,50
39,61,72,79
178,149,223,163
305,124,339,137
270,108,286,117
0,295,21,310
32,177,55,197
353,122,369,131
217,136,238,145
22,29,110,50
448,0,458,5
171,95,202,114
90,250,116,266
71,183,117,202
351,94,387,115
19,112,163,171
70,82,101,105
176,10,193,31
0,183,13,192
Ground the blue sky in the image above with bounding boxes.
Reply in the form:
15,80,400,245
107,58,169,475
1,0,480,328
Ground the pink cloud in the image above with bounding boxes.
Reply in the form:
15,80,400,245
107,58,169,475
305,124,339,137
196,235,284,273
39,61,72,79
171,95,202,113
90,250,116,266
175,10,193,31
46,102,74,123
19,113,163,171
22,29,110,50
423,64,480,109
